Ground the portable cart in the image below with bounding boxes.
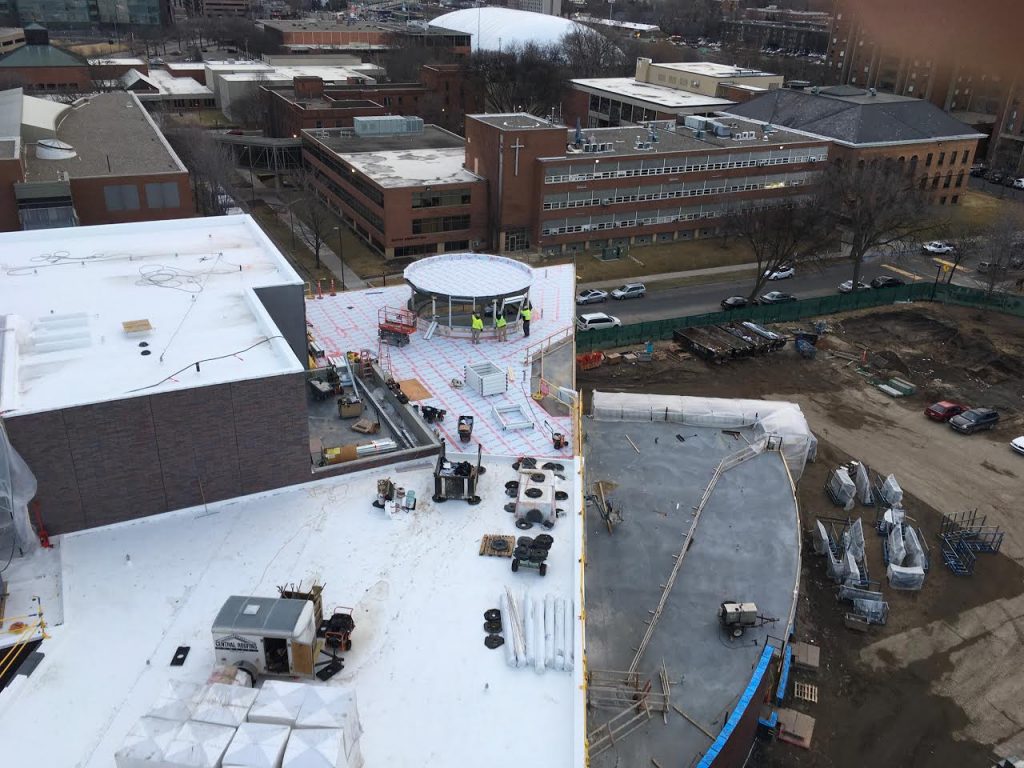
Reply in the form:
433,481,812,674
432,440,484,504
457,415,474,443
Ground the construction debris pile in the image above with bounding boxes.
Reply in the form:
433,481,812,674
673,321,786,364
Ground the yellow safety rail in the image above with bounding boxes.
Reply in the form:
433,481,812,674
0,597,49,681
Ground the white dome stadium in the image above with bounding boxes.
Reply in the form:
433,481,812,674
429,7,588,51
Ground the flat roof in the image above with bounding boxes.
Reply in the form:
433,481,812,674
221,65,367,83
0,216,304,416
258,18,468,36
572,77,735,110
305,265,576,458
307,123,465,154
585,393,803,767
652,61,778,78
143,68,214,95
0,454,585,768
21,91,185,180
212,596,310,635
549,118,820,159
88,56,146,65
339,146,477,188
164,61,206,70
469,112,555,131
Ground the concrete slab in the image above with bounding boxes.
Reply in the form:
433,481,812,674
584,418,800,767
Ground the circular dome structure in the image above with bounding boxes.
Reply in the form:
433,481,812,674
404,253,534,328
429,7,588,51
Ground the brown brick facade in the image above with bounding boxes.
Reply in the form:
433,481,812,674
832,139,976,205
5,372,310,534
70,173,195,225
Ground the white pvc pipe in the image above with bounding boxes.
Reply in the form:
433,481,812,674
563,598,574,671
500,592,517,669
543,594,555,669
553,597,565,671
533,598,545,675
524,593,535,667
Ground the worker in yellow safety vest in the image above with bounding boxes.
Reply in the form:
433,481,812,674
495,313,508,342
520,304,532,337
471,312,483,344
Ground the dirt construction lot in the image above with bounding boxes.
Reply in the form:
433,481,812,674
580,303,1024,768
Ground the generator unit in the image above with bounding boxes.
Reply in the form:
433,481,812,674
515,468,557,529
719,601,760,637
212,596,321,679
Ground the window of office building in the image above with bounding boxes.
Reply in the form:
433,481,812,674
412,189,471,208
412,214,471,234
104,184,140,212
145,182,180,209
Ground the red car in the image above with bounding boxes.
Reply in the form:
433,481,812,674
925,401,969,421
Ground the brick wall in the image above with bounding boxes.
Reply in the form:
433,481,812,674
5,372,310,534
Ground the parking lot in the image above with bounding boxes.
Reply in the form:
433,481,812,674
580,302,1024,766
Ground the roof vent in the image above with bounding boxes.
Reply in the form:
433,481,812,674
36,139,77,160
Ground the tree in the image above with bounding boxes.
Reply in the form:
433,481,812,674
561,28,626,79
976,213,1024,297
294,169,335,269
725,197,831,301
464,43,566,115
232,76,269,129
162,120,237,215
940,222,982,284
822,160,933,290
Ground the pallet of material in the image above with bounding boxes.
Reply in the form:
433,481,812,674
790,641,821,673
479,534,515,558
776,708,815,748
351,418,380,434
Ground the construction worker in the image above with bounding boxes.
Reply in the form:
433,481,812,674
520,303,532,337
495,312,508,341
471,312,483,344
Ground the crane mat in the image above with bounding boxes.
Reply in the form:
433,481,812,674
479,534,515,558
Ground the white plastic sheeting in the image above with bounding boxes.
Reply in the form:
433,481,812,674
294,685,362,761
843,518,865,562
114,716,181,768
881,474,903,506
843,551,860,585
828,467,856,508
163,720,236,768
879,507,905,535
591,391,813,479
248,680,308,727
501,589,574,674
888,524,926,590
0,419,39,556
223,722,290,768
853,462,873,505
147,681,205,722
281,728,346,768
192,683,259,728
888,523,906,566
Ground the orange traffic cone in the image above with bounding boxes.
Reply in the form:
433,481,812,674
316,279,324,299
329,278,336,296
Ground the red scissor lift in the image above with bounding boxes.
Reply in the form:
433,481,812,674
378,307,416,347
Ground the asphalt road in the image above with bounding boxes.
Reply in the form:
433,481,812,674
582,250,975,323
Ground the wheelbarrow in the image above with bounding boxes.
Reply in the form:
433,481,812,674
458,415,474,443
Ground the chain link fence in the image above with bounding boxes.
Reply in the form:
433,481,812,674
576,283,1024,352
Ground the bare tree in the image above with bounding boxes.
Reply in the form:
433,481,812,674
822,160,933,290
162,120,237,215
561,29,626,79
231,76,269,129
976,213,1024,297
940,221,983,284
297,197,334,270
726,197,831,301
464,43,566,115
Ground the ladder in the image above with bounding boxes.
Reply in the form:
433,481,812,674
358,349,373,378
377,339,392,378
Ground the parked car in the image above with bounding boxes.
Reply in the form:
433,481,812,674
949,407,1000,434
610,282,646,300
925,400,969,422
871,276,906,288
576,312,621,331
575,288,608,305
969,164,988,177
922,241,954,255
985,170,1005,184
758,291,797,304
721,296,749,310
838,280,870,294
764,264,795,280
1014,178,1024,190
1011,436,1024,455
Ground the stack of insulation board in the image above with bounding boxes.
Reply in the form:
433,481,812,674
115,680,363,768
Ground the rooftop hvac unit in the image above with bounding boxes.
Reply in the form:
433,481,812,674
583,143,594,153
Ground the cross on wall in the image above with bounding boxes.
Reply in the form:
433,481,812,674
511,139,525,176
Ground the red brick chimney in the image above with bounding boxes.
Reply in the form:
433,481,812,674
294,76,324,99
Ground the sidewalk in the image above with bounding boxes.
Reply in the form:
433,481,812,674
259,190,369,290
